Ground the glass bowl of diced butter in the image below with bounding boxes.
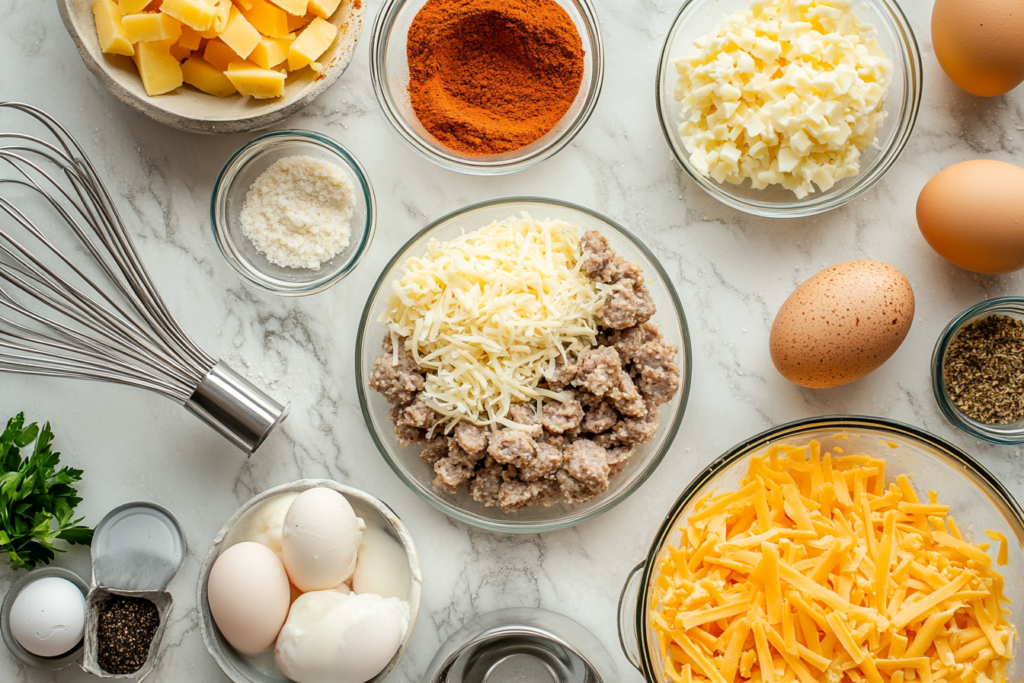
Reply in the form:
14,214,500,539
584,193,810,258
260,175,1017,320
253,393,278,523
617,415,1024,683
657,0,922,218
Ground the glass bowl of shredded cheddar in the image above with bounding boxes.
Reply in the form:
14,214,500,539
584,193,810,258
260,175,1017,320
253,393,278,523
355,197,691,533
618,416,1024,683
656,0,922,217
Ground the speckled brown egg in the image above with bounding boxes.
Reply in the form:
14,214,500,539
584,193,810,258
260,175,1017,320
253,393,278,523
770,261,915,389
933,0,1024,97
917,160,1024,274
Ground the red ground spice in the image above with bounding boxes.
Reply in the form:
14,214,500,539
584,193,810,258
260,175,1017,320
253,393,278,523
406,0,585,156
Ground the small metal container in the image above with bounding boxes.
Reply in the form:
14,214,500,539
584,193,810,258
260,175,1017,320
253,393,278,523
423,608,617,683
81,502,186,680
1,566,89,669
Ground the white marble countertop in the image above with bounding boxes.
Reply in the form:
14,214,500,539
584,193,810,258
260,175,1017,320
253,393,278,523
2,0,1024,681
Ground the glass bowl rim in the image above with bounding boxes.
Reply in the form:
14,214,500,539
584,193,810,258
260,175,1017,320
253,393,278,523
354,195,694,533
209,129,377,297
368,0,605,176
654,0,923,218
630,413,1024,681
931,296,1024,445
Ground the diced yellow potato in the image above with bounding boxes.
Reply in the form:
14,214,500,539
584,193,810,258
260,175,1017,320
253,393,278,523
233,0,253,9
219,6,260,58
239,0,288,38
181,55,237,96
93,0,135,55
286,11,312,31
169,42,191,60
178,24,202,49
249,34,293,68
287,17,335,70
306,0,339,20
160,0,217,31
122,12,182,43
225,61,286,98
212,0,231,32
132,40,183,95
119,0,151,13
203,37,243,69
268,0,306,16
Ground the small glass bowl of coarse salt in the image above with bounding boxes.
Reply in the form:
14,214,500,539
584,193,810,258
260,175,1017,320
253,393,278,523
211,130,375,296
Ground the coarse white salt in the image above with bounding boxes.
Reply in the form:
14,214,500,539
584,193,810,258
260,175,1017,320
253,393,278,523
240,155,355,270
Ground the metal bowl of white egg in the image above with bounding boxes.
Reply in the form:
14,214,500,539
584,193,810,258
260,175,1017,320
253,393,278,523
197,479,422,683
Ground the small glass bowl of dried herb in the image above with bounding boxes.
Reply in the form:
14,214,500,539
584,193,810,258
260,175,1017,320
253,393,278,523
369,0,604,175
932,296,1024,445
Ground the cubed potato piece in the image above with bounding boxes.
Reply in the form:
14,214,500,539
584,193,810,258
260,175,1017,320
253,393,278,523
93,0,135,56
160,0,217,31
225,61,286,98
239,0,288,38
287,17,335,70
286,10,312,31
119,0,151,13
133,40,183,95
249,35,293,68
203,37,244,70
219,6,260,58
268,0,306,16
233,0,253,9
122,12,182,43
182,55,237,96
306,0,339,20
178,24,202,49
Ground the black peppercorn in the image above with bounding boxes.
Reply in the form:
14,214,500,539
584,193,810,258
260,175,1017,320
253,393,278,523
96,594,161,675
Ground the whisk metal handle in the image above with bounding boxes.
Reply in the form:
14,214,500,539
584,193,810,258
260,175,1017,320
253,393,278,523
184,362,289,454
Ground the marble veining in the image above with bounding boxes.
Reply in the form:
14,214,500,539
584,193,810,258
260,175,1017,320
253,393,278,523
3,0,1024,681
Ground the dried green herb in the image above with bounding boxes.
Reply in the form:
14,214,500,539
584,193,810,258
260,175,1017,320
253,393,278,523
0,413,94,570
943,314,1024,424
97,594,160,675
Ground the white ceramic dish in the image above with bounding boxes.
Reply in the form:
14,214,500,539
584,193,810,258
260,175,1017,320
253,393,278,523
56,0,365,134
197,479,422,683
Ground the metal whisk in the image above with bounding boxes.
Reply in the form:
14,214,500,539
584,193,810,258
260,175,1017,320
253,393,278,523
0,102,288,453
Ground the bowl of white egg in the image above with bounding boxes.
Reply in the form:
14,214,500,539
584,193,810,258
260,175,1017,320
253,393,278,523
197,480,422,683
656,0,922,217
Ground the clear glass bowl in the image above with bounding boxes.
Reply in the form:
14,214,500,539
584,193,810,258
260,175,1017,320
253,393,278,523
355,197,692,533
210,131,376,296
617,416,1024,682
369,0,604,175
656,0,922,218
932,297,1024,445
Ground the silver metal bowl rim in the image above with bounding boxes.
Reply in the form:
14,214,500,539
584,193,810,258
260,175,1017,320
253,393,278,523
368,0,605,175
0,566,89,670
422,607,618,683
619,414,1024,681
354,196,693,534
209,130,378,296
654,0,923,218
931,296,1024,445
196,479,423,683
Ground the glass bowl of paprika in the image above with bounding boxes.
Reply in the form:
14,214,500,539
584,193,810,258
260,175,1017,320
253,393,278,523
369,0,604,175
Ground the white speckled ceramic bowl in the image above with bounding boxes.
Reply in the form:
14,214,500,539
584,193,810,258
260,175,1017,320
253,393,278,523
197,479,422,683
57,0,365,134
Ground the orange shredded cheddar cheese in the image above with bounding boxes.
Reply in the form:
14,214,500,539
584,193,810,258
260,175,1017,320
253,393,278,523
651,441,1015,683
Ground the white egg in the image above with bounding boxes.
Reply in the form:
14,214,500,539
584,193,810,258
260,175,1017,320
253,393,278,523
10,576,87,657
352,525,410,601
207,542,292,655
275,590,408,683
282,488,364,592
243,492,300,559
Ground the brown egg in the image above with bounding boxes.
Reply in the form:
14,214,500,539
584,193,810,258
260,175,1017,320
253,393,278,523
770,261,914,389
932,0,1024,97
917,160,1024,274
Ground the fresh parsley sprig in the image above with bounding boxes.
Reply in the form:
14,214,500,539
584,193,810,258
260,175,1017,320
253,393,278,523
0,413,94,570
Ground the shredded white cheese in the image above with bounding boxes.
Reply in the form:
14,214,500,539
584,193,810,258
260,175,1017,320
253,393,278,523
379,214,611,427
